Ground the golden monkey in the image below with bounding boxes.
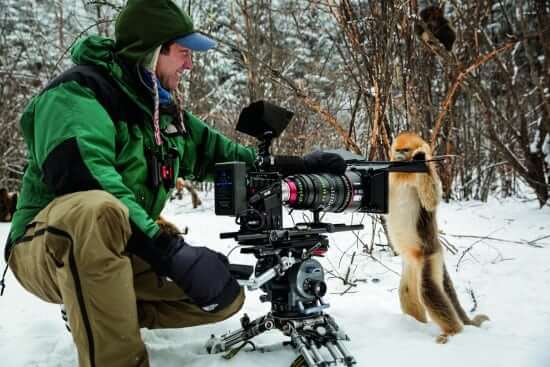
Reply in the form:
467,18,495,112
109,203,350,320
387,132,489,343
173,177,202,208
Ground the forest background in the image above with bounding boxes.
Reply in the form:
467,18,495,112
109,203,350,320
0,0,548,206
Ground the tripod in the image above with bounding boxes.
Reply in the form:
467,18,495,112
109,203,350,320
206,310,356,367
206,233,358,366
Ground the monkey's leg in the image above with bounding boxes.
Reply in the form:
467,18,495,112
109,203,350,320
399,260,427,323
185,182,202,208
420,254,463,343
443,266,489,327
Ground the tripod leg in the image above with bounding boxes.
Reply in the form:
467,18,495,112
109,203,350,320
308,344,325,365
206,314,274,354
325,342,343,363
291,331,319,367
324,315,356,366
334,340,356,366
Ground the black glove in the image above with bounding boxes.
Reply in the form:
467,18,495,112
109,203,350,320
303,151,346,175
128,230,240,313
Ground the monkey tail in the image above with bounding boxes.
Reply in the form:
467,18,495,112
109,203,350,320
468,314,490,327
443,265,489,327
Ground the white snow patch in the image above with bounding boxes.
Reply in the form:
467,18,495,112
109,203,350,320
1,193,550,366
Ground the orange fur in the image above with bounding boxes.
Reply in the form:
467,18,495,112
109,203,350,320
387,132,488,343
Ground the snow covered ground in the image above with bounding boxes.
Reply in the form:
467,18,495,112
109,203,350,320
1,192,549,367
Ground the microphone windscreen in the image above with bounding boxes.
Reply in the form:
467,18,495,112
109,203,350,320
273,155,307,176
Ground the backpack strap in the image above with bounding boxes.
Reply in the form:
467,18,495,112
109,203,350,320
42,64,144,125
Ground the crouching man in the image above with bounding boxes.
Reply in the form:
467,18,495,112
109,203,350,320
3,1,253,366
2,1,346,366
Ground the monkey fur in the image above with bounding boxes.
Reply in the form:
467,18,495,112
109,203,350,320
0,188,17,222
387,132,488,343
416,5,456,51
172,178,202,208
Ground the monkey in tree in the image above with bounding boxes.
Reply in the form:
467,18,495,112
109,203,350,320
416,5,456,51
387,132,489,343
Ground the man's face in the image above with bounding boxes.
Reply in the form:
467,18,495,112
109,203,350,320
156,43,193,91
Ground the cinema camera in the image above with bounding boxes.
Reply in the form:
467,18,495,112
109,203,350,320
206,101,429,367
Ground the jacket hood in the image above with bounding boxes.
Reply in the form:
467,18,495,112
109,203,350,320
69,35,154,118
71,35,117,68
114,0,194,64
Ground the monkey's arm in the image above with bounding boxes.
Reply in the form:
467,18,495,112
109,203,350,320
416,168,442,211
413,148,442,212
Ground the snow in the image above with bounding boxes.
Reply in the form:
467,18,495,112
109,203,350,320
1,193,550,367
543,134,550,166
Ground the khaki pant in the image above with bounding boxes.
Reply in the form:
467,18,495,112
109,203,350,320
8,190,244,367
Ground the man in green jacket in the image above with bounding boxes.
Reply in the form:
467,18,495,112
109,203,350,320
3,0,346,366
4,1,257,366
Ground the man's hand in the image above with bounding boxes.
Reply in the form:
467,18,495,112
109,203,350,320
164,236,240,312
133,230,241,313
303,151,346,175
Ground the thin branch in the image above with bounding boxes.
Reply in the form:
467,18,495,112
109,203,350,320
51,18,114,76
208,33,364,154
443,231,546,248
430,39,518,148
467,287,478,313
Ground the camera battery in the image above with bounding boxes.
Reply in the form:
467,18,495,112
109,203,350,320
215,162,247,216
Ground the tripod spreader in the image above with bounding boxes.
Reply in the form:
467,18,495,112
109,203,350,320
206,312,356,367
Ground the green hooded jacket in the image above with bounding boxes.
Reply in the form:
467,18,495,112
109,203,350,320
8,0,255,247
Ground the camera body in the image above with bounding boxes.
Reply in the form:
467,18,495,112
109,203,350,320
215,161,335,317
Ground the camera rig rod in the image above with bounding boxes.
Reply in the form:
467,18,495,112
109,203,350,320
206,312,356,367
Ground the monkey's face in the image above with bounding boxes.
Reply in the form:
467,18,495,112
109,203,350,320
392,149,410,161
390,132,432,162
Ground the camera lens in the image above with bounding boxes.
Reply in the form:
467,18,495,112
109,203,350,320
282,171,364,213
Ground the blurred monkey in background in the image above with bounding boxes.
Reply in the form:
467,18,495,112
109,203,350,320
172,178,202,209
0,188,17,222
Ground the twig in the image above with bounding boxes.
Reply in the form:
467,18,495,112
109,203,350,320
527,234,550,245
438,233,458,255
85,1,123,10
51,18,114,76
443,231,546,248
325,268,353,285
429,39,519,148
206,33,363,154
378,215,397,255
343,251,356,284
350,230,400,276
339,284,357,296
456,227,504,271
467,287,478,313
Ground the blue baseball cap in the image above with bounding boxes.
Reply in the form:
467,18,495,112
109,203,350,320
174,32,216,51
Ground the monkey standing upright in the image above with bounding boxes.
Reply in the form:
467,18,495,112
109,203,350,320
387,132,489,343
